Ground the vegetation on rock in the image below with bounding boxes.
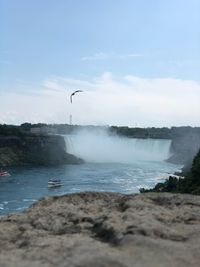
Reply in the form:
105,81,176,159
140,149,200,195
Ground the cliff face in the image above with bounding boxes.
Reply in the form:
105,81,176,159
0,135,82,166
0,192,200,267
168,132,200,167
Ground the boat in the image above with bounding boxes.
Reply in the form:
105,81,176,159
48,179,63,188
0,169,10,177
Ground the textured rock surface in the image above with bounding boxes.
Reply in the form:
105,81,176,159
0,192,200,267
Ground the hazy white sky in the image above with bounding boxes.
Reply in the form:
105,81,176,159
0,73,199,127
0,0,200,126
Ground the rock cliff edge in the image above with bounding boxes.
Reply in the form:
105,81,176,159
0,192,200,267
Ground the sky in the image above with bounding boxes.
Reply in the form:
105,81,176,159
0,0,200,127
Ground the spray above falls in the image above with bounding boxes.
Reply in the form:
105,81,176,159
64,129,172,164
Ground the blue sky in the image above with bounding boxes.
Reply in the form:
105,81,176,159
0,0,200,126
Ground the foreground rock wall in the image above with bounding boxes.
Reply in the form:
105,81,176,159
0,192,200,267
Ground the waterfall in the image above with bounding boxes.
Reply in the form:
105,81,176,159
64,130,171,163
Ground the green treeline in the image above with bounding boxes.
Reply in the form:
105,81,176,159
0,124,24,136
140,149,200,195
1,123,200,140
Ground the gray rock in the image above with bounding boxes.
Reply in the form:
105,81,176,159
0,192,200,267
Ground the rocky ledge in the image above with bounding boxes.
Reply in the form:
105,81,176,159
0,192,200,267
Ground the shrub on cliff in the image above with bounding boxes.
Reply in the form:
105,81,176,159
140,149,200,195
140,176,181,194
180,149,200,194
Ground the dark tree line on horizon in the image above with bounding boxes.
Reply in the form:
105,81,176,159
1,123,200,140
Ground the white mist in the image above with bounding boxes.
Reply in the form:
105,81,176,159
64,129,171,163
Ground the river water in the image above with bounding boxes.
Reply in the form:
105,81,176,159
0,132,181,215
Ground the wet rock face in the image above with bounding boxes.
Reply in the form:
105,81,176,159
0,192,200,267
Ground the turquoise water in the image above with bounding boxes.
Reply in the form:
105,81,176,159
0,160,181,215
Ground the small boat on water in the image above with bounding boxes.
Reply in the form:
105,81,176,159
48,179,63,188
0,169,10,177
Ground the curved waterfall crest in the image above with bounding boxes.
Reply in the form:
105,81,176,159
64,130,171,163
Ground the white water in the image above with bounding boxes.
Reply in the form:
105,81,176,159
64,129,172,163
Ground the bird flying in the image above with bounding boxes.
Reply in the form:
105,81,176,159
70,90,83,103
